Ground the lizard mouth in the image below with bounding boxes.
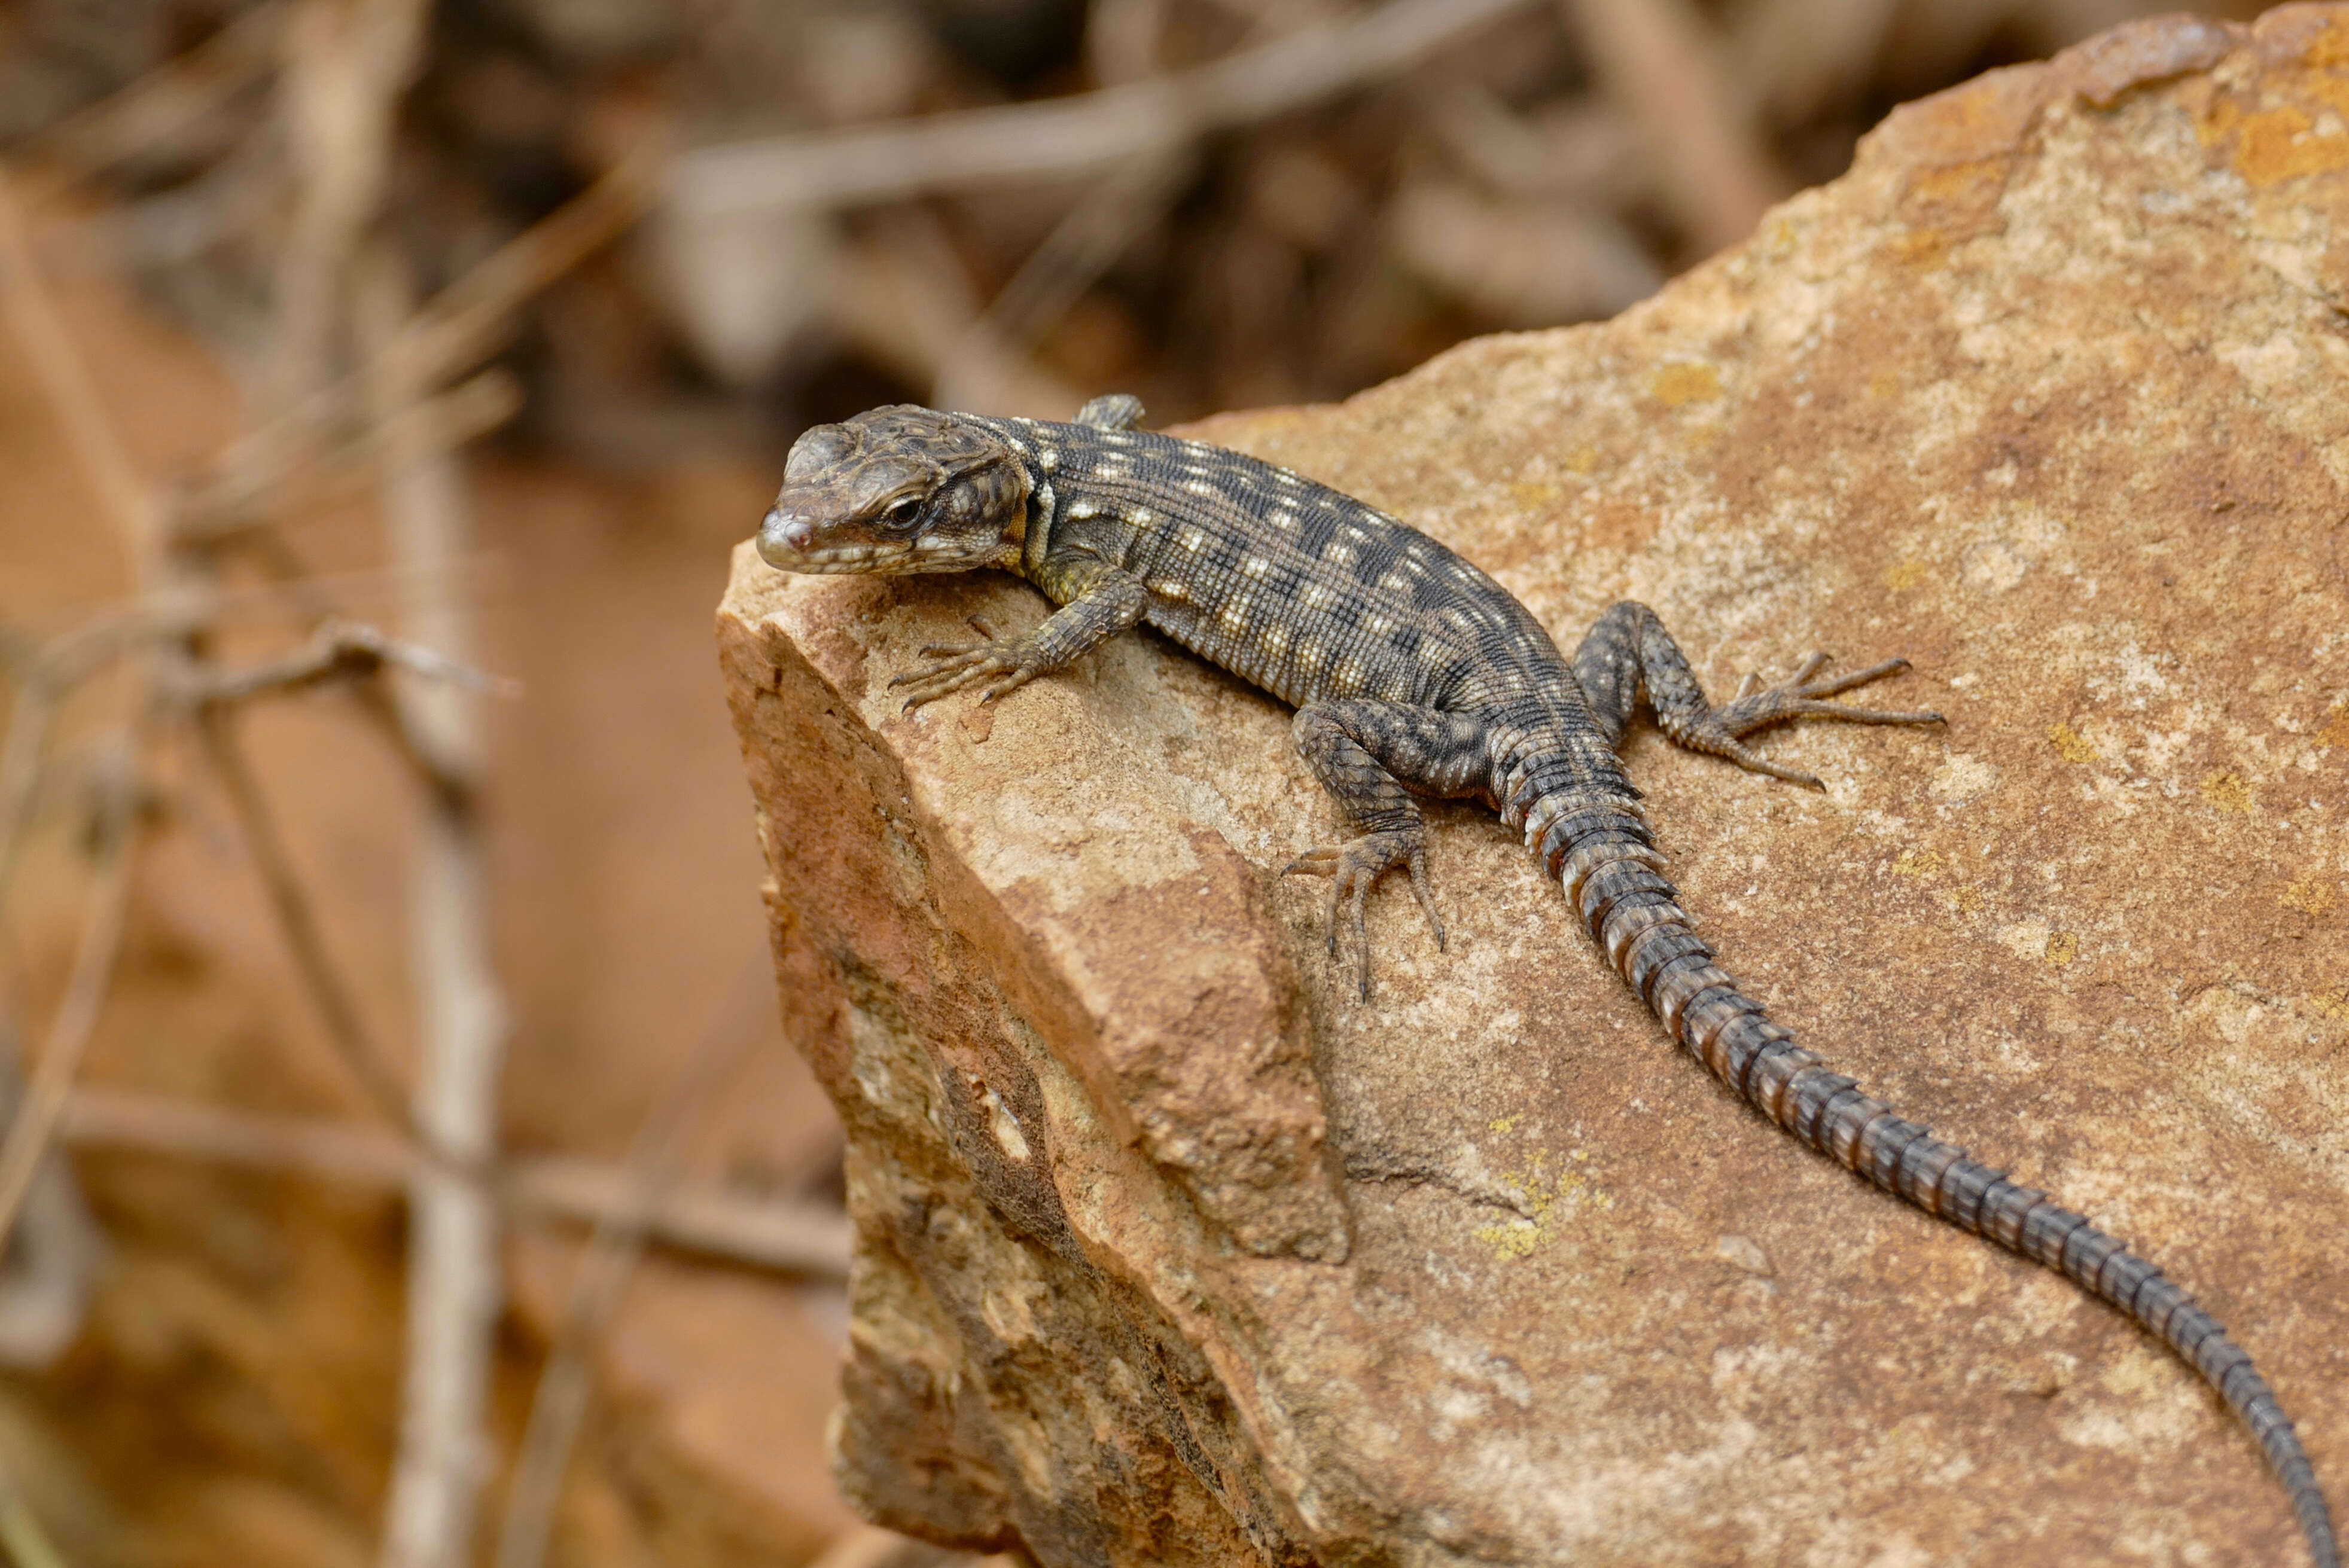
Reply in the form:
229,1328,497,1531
769,537,997,575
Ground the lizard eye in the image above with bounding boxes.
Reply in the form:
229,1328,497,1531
880,496,923,532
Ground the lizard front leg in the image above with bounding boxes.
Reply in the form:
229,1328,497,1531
1571,600,1943,789
890,559,1146,712
1283,700,1489,1000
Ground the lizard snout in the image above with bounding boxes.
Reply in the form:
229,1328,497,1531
758,507,816,566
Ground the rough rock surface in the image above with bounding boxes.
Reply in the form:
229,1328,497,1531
718,11,2349,1565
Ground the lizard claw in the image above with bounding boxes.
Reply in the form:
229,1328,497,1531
1670,652,1943,788
1282,829,1443,1001
888,627,1042,713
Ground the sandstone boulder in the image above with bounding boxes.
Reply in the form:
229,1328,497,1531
719,11,2349,1564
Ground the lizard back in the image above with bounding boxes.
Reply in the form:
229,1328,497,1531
971,416,1571,719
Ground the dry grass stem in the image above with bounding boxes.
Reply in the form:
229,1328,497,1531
361,240,507,1568
178,619,516,709
671,0,1541,218
837,214,1083,416
0,771,140,1257
492,960,777,1568
57,1087,853,1278
201,147,657,531
0,1450,72,1568
194,709,443,1148
14,4,288,202
0,170,164,564
0,682,62,902
936,149,1193,414
1559,0,1793,254
259,0,432,418
180,371,523,539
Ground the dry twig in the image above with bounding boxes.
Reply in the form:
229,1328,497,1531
492,959,777,1568
358,236,508,1568
13,3,288,202
193,707,434,1139
200,145,657,536
0,170,163,559
671,0,1542,218
1558,0,1794,255
0,759,140,1256
57,1087,853,1278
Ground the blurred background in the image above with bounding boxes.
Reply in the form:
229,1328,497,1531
0,1,2274,1565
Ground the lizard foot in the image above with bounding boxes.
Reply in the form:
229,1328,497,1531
887,616,1044,712
1671,654,1944,790
1282,829,1445,1002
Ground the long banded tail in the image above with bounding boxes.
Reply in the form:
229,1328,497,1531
1512,789,2338,1566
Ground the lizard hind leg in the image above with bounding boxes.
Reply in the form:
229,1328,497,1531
1282,701,1488,1001
1572,600,1943,791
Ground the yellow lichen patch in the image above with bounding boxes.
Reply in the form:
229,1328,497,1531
2281,877,2339,917
2308,71,2349,124
1886,559,1928,591
2048,722,2098,764
1886,227,1948,268
2200,771,2254,813
1564,445,1601,475
2192,86,2243,149
1949,886,1985,916
1893,849,1945,878
1867,370,1902,399
1488,1116,1518,1134
1648,361,1723,408
1906,157,2007,207
2318,703,2349,750
2310,15,2349,67
1471,1154,1611,1262
2231,106,2349,188
1509,481,1561,511
2045,931,2079,967
2310,987,2349,1021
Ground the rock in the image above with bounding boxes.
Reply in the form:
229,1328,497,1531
717,10,2349,1565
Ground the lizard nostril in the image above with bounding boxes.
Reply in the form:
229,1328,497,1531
758,508,815,565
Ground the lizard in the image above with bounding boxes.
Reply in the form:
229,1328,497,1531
752,393,2338,1567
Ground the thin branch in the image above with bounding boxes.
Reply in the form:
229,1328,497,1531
258,0,432,417
193,706,442,1151
13,3,287,202
493,959,776,1568
0,169,164,566
0,682,61,905
362,237,506,1568
835,213,1084,419
0,1450,71,1568
1557,0,1793,256
195,146,657,539
0,764,139,1256
56,1088,853,1278
669,0,1541,219
178,370,523,541
177,619,516,709
934,148,1194,414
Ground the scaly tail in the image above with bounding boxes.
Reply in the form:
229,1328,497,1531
1514,788,2338,1567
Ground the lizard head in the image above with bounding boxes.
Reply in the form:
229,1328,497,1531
758,405,1030,575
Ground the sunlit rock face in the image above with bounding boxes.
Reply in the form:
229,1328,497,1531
720,12,2349,1563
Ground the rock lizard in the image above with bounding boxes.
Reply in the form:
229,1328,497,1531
753,394,2338,1567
